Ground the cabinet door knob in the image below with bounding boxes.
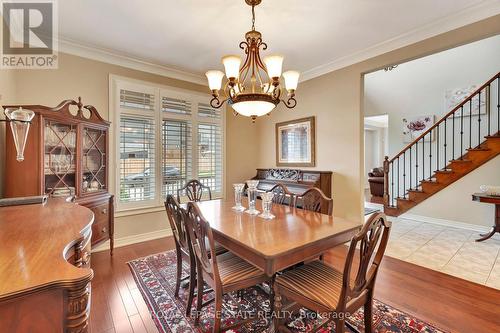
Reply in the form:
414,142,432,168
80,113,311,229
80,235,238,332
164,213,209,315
101,227,107,233
102,208,107,214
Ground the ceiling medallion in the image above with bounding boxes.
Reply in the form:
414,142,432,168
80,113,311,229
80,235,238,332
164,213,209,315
205,0,299,122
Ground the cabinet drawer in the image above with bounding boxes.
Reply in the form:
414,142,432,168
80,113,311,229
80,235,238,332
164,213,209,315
90,203,109,225
92,220,110,244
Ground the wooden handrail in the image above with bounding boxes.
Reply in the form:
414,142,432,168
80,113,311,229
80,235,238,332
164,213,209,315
388,71,500,163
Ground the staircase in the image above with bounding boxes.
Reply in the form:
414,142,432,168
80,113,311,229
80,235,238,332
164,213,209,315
383,72,500,217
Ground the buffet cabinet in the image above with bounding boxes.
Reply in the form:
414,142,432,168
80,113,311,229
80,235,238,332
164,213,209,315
0,199,94,333
3,98,114,254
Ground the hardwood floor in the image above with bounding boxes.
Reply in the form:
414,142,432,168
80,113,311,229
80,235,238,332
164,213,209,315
90,237,500,333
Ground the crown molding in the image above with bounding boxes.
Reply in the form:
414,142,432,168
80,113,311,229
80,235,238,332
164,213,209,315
300,0,500,82
58,37,206,85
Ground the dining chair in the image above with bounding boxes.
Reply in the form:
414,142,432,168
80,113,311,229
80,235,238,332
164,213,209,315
165,195,226,315
185,201,270,333
269,183,295,206
164,195,197,316
272,212,391,333
177,179,212,202
294,187,333,215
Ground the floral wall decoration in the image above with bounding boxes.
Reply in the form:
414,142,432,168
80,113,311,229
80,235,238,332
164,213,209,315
402,115,435,143
445,85,488,117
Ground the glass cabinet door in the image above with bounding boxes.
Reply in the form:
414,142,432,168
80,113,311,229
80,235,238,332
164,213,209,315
82,127,107,194
44,120,77,197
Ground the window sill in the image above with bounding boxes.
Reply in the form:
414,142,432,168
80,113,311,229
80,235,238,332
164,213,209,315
115,194,224,218
115,206,165,218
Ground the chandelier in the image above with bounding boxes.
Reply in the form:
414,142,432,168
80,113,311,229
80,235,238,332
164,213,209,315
205,0,300,122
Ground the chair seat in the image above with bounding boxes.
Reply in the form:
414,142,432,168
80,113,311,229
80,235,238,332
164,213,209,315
217,252,266,285
205,240,227,256
276,260,343,310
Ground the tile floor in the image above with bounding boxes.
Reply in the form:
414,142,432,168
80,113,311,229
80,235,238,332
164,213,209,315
385,216,500,290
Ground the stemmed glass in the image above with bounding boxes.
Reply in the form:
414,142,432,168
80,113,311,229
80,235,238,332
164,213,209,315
259,192,275,219
232,183,246,212
245,180,260,215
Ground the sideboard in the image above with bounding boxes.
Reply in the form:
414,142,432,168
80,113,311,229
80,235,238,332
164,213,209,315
0,199,94,333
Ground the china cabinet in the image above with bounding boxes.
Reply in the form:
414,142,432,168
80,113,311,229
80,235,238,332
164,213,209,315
3,98,114,254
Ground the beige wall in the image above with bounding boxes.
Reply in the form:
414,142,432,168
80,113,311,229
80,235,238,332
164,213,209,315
0,70,17,197
225,110,260,200
407,156,500,227
2,52,260,240
2,14,499,241
255,15,500,223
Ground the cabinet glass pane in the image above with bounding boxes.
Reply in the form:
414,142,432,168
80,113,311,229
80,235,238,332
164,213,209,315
82,127,106,193
44,121,77,197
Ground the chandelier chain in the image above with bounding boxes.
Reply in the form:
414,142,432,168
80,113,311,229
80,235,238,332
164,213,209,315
251,4,255,30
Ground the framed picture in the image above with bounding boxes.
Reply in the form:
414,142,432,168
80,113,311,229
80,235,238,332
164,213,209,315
276,116,315,167
402,115,435,143
445,85,488,117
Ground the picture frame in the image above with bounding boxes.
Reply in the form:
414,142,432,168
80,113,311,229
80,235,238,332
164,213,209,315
402,115,435,143
445,85,488,117
275,116,315,167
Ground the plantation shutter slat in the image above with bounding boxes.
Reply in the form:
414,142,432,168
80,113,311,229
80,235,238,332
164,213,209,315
162,120,192,196
119,117,156,202
198,103,221,119
197,123,222,193
162,96,192,115
120,89,155,110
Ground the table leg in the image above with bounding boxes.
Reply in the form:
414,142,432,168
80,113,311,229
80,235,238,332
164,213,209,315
476,204,500,242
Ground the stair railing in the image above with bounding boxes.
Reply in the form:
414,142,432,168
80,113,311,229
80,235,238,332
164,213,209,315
383,72,500,209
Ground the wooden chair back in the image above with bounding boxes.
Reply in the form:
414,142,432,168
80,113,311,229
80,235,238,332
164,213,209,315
339,213,391,310
269,183,294,206
177,179,212,202
185,201,221,286
295,187,333,215
164,195,190,253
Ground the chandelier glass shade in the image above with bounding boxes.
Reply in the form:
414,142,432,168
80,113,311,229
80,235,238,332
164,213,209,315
205,0,299,122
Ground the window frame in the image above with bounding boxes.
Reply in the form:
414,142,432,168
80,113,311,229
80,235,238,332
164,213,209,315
110,75,225,213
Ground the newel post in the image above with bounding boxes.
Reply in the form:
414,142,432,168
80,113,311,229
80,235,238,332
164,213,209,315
383,156,390,207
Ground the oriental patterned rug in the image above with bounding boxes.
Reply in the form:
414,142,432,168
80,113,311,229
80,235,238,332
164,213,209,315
128,250,447,333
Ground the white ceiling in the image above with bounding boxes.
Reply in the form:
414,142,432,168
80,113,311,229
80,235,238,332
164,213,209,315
58,0,500,83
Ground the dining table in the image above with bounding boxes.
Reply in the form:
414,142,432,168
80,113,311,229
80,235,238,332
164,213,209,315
194,199,362,277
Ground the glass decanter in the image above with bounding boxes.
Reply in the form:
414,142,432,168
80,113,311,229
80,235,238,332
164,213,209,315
259,192,275,219
232,183,246,212
245,180,260,215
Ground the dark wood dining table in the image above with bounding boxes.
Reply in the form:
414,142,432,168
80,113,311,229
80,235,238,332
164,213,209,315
194,199,362,276
472,193,500,242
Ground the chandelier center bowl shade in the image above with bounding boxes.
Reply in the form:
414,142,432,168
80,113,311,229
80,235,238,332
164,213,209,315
205,0,300,122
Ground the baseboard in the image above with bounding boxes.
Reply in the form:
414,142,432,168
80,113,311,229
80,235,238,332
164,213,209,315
400,213,490,233
92,228,173,253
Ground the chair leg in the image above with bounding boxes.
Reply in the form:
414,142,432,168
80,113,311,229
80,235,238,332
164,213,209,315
194,267,204,325
213,289,223,333
174,247,182,297
364,293,374,333
273,283,283,332
334,318,345,333
185,257,196,317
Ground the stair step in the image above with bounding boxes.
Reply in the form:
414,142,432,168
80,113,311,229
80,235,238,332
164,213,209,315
407,189,427,202
435,169,453,174
485,134,500,139
450,159,472,163
421,180,443,194
467,147,490,152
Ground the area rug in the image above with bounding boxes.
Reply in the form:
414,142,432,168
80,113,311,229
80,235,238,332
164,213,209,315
128,250,447,333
